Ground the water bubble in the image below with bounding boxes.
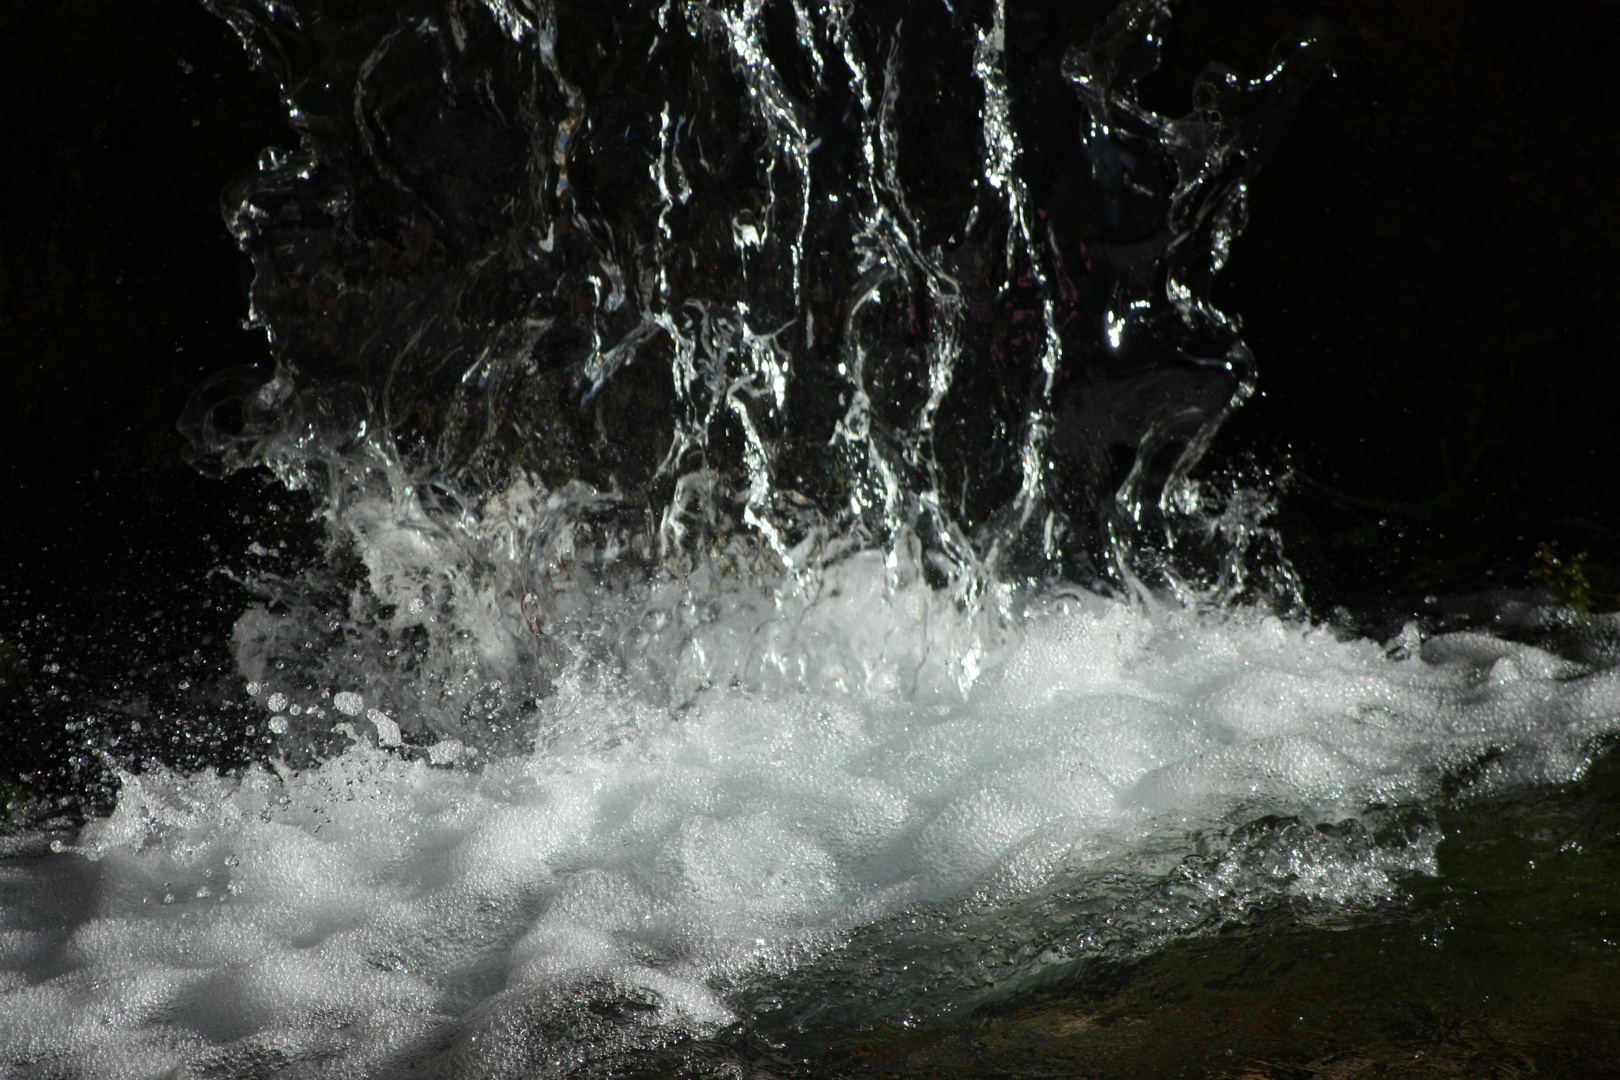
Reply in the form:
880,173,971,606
427,738,464,765
367,709,401,748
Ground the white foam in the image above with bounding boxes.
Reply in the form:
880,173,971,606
3,591,1616,1077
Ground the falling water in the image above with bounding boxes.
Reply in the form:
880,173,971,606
3,2,1618,1077
177,0,1329,728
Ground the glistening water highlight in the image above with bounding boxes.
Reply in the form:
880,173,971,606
4,1,1616,1078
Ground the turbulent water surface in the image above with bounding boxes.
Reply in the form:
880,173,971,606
4,1,1619,1077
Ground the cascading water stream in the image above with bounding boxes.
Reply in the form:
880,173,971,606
3,2,1620,1078
177,0,1327,741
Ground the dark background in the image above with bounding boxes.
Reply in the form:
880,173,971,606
0,0,300,812
2,0,1617,812
1163,0,1620,614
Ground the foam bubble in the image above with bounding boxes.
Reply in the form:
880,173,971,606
3,590,1617,1076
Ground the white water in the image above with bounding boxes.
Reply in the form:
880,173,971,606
12,4,1593,1076
4,573,1617,1078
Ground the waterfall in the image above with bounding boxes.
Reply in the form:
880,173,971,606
2,4,1616,1078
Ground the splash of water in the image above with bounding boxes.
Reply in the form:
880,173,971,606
7,597,1619,1078
33,5,1592,1079
179,0,1328,744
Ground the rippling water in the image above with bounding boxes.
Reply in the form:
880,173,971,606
3,1,1617,1076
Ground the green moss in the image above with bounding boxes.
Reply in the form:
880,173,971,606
1532,543,1620,614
